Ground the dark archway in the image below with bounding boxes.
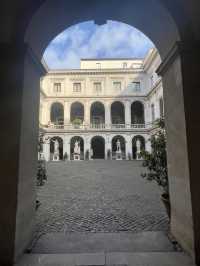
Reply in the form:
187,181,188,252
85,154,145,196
50,136,63,160
91,136,105,159
70,102,84,123
132,135,145,159
70,136,84,160
131,101,145,125
111,101,125,125
112,135,126,160
50,102,64,125
90,102,105,127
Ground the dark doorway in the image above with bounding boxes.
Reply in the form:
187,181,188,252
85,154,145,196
91,136,105,159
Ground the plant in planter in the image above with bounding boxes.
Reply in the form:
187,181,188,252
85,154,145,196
140,118,170,218
63,152,68,161
72,118,82,128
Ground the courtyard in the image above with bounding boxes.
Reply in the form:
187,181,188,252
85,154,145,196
35,160,169,238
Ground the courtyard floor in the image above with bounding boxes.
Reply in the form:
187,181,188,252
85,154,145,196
35,160,169,239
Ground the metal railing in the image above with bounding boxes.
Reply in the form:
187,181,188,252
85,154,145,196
45,122,149,131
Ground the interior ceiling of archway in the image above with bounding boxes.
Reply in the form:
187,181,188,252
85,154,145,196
24,0,181,61
43,20,154,69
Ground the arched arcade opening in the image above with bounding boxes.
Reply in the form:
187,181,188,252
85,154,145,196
70,136,84,160
112,135,126,160
111,101,125,126
91,136,105,159
132,135,146,160
50,102,64,126
70,102,84,125
131,101,145,125
90,102,105,128
50,136,63,160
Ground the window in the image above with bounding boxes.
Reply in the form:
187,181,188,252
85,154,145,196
159,97,164,118
151,103,155,122
131,82,141,92
96,63,101,69
53,83,61,93
123,62,127,69
94,82,102,94
113,81,121,91
73,82,81,92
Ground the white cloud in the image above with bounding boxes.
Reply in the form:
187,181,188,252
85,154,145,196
43,21,154,69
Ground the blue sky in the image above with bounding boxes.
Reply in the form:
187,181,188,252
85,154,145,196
43,20,154,69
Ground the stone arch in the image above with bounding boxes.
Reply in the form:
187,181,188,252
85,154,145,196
91,136,105,159
112,135,126,160
70,136,84,160
90,101,105,127
131,101,145,125
70,101,84,123
50,136,63,160
50,102,64,125
111,101,125,125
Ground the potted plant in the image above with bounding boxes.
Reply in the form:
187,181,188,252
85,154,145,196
140,118,170,218
72,118,82,128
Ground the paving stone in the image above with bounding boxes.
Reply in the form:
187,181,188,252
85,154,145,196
35,161,169,240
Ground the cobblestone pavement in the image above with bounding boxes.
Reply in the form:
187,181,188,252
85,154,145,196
35,161,169,237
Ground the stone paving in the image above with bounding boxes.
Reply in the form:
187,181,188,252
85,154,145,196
35,160,169,238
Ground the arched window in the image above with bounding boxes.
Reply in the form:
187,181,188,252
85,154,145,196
131,101,145,124
111,101,125,125
50,102,64,125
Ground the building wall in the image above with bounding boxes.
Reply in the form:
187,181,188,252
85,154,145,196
40,48,163,161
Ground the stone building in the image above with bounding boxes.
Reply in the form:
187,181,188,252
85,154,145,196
40,48,164,161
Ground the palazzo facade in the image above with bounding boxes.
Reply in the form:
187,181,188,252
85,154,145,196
40,48,164,161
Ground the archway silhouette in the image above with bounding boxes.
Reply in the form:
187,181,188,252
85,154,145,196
91,136,105,159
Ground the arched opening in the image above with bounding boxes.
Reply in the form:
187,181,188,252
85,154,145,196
50,136,63,160
131,101,145,125
111,101,125,126
90,102,105,128
70,102,84,126
91,136,105,159
6,1,199,263
50,102,64,126
70,136,84,160
112,135,126,160
132,135,146,160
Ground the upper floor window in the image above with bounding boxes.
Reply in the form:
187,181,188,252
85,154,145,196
96,63,101,69
94,82,102,94
113,81,121,91
53,83,61,93
131,82,141,92
73,82,81,93
123,62,127,69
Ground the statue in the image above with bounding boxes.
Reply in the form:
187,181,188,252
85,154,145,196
116,139,121,152
136,139,141,160
74,140,80,155
54,139,59,154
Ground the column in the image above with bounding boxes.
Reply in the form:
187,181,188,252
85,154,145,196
43,139,50,161
157,41,200,263
125,135,132,160
125,100,131,128
64,101,70,127
63,135,70,160
84,101,90,127
105,102,111,129
105,135,112,159
0,43,46,264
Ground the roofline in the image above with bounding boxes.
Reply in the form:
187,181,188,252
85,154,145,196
80,58,144,61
